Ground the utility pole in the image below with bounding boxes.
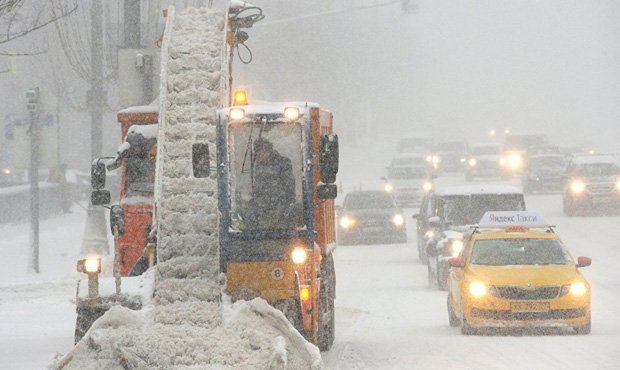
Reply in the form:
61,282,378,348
89,0,104,160
26,88,40,274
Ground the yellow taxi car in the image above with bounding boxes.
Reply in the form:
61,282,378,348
447,211,591,334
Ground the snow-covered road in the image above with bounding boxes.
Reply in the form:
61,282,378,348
323,185,620,369
2,177,620,369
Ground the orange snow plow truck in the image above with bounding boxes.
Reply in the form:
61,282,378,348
78,97,339,351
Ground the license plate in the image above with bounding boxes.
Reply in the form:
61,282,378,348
511,302,549,312
364,226,383,233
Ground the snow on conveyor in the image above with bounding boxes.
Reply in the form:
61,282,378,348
57,6,321,369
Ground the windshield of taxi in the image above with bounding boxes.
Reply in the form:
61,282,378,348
470,238,573,266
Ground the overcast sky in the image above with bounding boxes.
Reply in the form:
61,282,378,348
238,0,620,151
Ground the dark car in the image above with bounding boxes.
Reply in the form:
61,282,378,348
522,154,566,193
337,190,407,245
414,185,526,289
433,141,470,173
563,154,620,216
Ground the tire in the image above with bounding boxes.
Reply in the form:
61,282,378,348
574,320,591,335
447,295,461,327
318,255,336,351
460,302,475,335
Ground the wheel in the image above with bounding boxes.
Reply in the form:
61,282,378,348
318,255,336,351
447,295,461,327
574,320,591,335
460,301,475,335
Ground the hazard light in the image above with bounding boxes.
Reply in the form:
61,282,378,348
233,90,248,106
300,287,310,301
284,107,300,121
229,108,245,121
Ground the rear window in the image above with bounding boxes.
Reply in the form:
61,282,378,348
345,192,396,210
388,166,427,179
436,142,467,152
470,238,572,266
472,146,500,155
441,194,525,226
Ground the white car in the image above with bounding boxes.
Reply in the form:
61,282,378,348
383,153,433,207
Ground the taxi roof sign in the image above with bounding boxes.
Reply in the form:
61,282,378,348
478,211,550,229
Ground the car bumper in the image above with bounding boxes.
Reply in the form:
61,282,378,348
338,225,406,244
463,293,590,328
564,193,620,208
393,190,423,207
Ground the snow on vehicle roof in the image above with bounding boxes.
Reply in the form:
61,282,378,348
118,98,159,115
434,184,522,196
128,123,158,139
571,154,619,165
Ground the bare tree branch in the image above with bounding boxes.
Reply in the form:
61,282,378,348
0,2,77,46
0,1,22,18
0,47,45,56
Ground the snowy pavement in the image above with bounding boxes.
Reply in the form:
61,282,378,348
2,176,620,369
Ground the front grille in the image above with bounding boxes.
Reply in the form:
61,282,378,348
471,308,586,321
492,286,561,300
587,183,614,193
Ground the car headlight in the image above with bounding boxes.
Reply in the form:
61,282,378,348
615,179,620,191
2,168,10,175
468,158,477,167
507,153,522,169
340,216,355,229
424,230,434,239
469,282,486,298
432,155,440,164
499,157,507,166
384,183,394,193
450,240,464,257
570,180,586,194
392,214,404,226
423,181,433,192
569,282,587,296
426,155,432,163
291,247,308,264
460,157,467,163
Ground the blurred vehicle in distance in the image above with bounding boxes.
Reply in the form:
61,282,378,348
383,152,433,207
464,143,504,181
522,153,567,194
433,140,470,173
337,190,407,245
562,154,620,216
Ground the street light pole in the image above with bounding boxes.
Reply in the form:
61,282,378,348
26,87,40,274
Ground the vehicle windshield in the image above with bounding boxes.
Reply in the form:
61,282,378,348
472,146,500,155
124,130,157,198
470,238,573,266
529,156,566,171
345,192,395,210
229,121,304,230
441,194,525,226
387,166,427,179
575,163,620,177
397,138,431,153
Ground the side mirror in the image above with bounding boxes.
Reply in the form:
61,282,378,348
448,257,464,268
91,190,110,206
576,256,591,268
380,176,387,181
320,134,339,184
91,160,106,189
428,216,440,228
109,205,126,236
412,213,419,219
192,143,210,178
317,183,337,199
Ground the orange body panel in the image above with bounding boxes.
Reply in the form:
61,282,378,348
116,112,158,276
